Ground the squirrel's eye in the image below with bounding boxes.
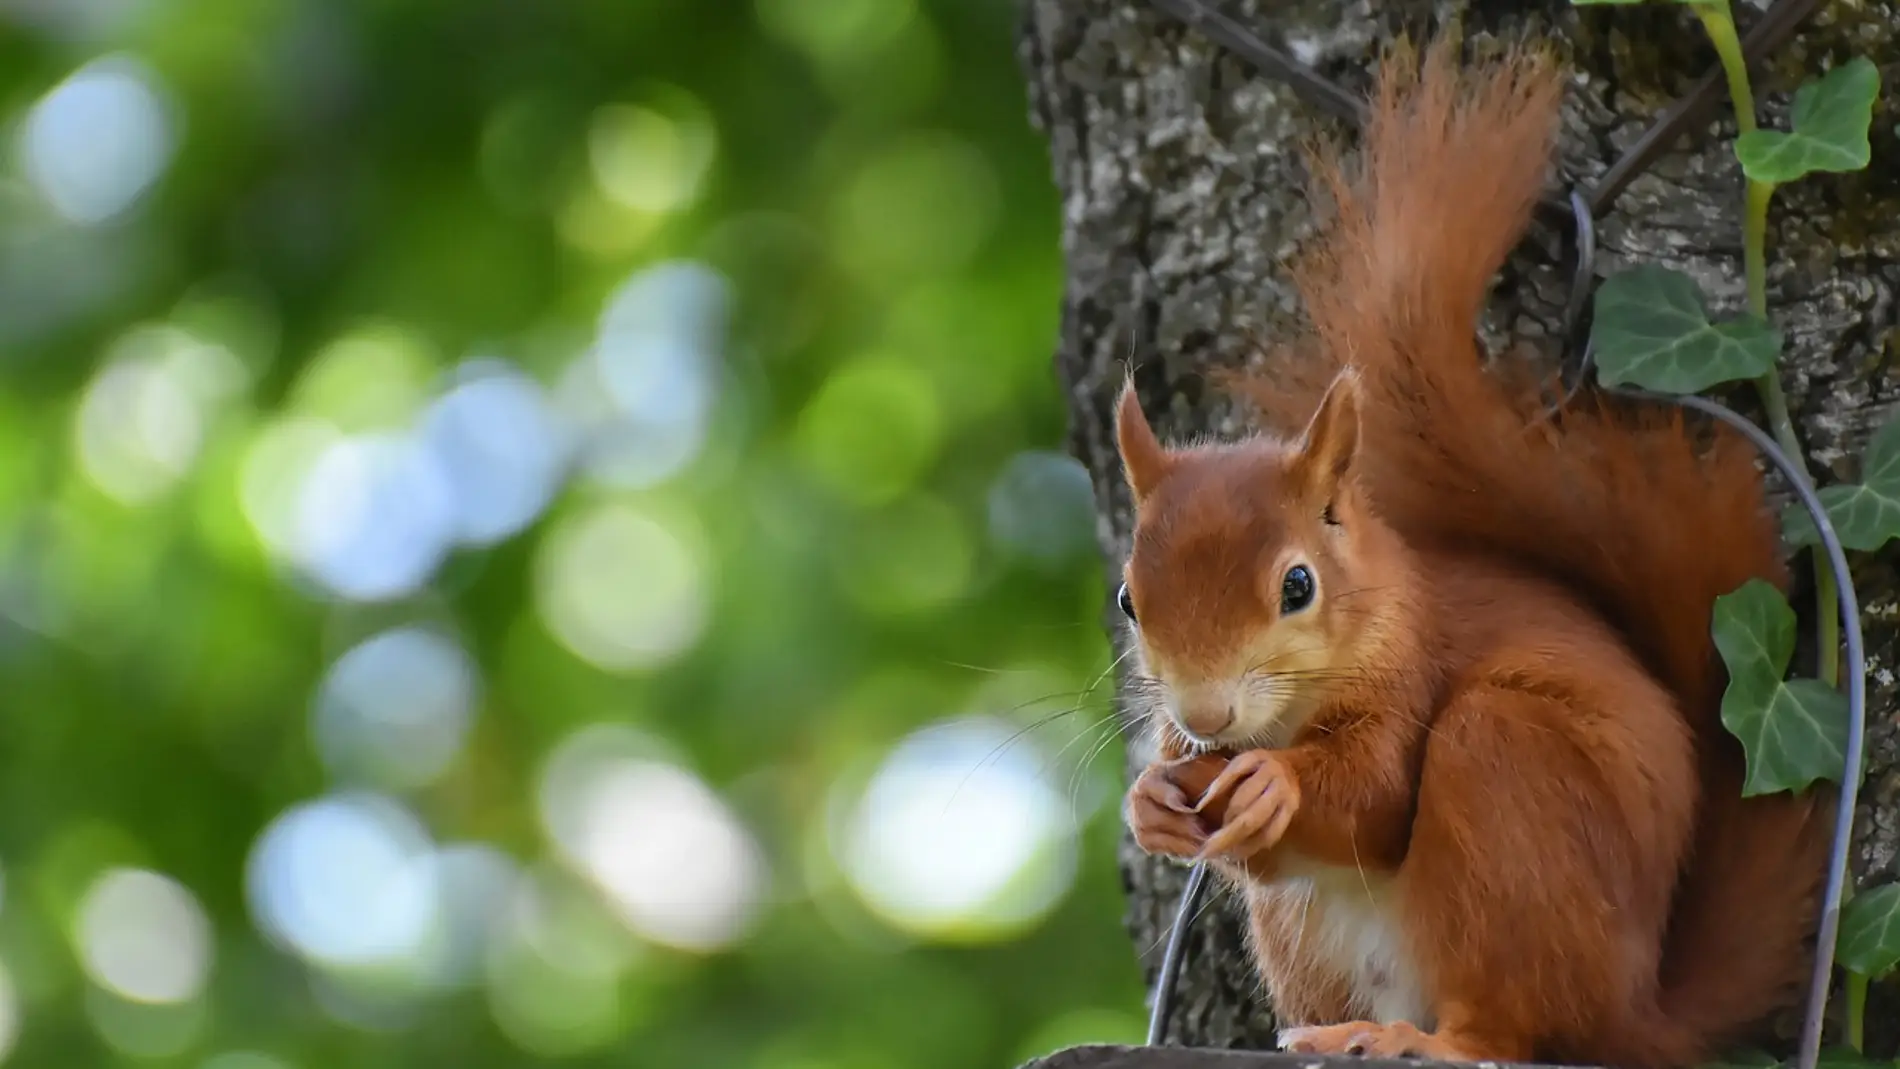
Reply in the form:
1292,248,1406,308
1117,582,1138,623
1280,565,1316,614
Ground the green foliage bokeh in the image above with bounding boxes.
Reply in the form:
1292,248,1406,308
0,0,1142,1066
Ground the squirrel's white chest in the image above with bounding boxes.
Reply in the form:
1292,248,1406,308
1254,858,1432,1027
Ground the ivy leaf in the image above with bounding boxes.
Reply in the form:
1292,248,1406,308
1735,58,1882,185
1711,579,1849,796
1782,418,1900,551
1837,883,1900,978
1590,265,1782,393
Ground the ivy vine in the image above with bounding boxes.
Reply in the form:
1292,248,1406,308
1574,0,1884,1055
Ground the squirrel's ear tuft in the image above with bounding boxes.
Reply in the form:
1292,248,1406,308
1293,369,1361,501
1116,379,1170,504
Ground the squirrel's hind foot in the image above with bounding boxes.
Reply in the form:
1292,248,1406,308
1278,1021,1522,1063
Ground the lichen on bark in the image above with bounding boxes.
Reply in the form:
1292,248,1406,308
1018,0,1900,1053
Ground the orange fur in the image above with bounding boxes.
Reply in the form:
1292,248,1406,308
1117,38,1829,1069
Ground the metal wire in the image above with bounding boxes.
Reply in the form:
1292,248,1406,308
1146,860,1212,1045
1562,187,1861,1069
1132,4,1856,1062
1613,384,1865,1069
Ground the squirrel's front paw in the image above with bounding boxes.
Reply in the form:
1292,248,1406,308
1124,756,1224,859
1194,749,1301,863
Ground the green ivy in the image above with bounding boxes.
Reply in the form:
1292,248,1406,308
1735,59,1881,185
1837,884,1900,979
1711,580,1849,796
1589,264,1780,392
1782,418,1900,552
1573,0,1885,1053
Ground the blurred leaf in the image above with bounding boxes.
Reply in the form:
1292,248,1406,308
793,356,945,505
0,2,1122,1066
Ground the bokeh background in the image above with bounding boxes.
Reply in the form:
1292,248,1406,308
0,0,1146,1066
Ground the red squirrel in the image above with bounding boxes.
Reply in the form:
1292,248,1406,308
1116,39,1830,1069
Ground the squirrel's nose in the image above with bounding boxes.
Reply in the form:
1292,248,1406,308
1180,703,1235,738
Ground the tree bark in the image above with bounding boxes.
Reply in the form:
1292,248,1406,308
1018,0,1900,1054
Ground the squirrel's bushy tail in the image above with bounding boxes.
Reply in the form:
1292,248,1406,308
1245,38,1827,1065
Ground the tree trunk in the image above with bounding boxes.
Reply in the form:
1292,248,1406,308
1017,0,1900,1054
